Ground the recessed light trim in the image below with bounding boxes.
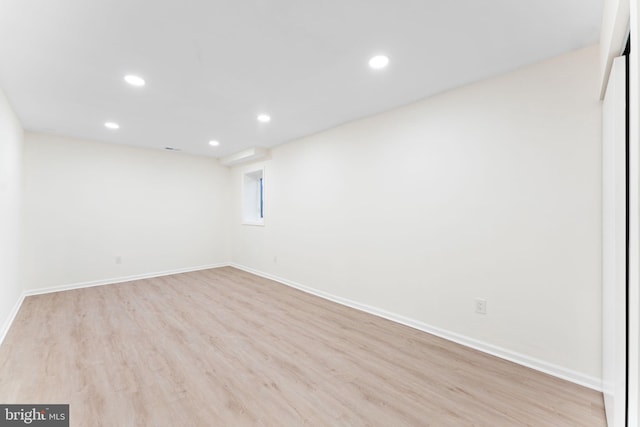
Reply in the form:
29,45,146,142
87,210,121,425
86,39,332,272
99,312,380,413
209,140,220,147
104,122,120,129
124,75,146,87
257,114,271,123
368,55,389,69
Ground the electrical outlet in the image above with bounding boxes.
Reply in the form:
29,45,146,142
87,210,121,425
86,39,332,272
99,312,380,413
273,255,278,263
475,298,487,315
115,256,122,264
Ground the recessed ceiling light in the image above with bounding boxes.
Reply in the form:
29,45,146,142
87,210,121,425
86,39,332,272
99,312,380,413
209,140,220,147
368,55,389,69
124,75,145,87
104,122,120,129
257,114,271,123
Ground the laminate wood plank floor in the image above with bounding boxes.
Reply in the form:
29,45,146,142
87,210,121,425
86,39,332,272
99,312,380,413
0,267,606,426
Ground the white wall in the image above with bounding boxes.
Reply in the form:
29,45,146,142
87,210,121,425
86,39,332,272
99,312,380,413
600,0,630,97
230,45,603,385
602,55,627,427
21,133,230,290
628,0,640,423
0,88,24,339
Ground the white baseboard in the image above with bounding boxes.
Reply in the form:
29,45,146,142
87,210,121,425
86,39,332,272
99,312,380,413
1,261,603,392
0,262,227,348
0,292,26,348
23,262,227,296
229,263,602,392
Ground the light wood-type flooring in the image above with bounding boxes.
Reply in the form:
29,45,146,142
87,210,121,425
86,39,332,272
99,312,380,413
0,267,606,426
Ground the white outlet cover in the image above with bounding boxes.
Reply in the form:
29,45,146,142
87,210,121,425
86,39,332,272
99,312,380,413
475,298,487,315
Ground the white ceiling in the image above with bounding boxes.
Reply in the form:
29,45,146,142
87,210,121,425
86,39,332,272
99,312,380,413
0,0,603,158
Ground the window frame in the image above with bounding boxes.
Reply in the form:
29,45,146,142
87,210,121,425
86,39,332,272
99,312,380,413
242,167,265,226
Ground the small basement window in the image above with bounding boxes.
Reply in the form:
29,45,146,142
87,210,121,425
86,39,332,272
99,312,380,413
242,168,264,225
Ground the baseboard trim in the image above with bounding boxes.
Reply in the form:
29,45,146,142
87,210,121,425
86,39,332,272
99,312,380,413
23,263,228,297
0,292,26,348
2,262,602,392
229,263,602,392
0,263,227,349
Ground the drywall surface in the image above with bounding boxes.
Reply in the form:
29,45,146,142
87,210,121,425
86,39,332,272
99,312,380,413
627,0,639,422
599,0,629,97
0,88,23,338
21,133,231,290
230,46,603,383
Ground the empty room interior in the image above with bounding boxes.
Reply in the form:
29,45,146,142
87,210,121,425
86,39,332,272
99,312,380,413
0,0,639,426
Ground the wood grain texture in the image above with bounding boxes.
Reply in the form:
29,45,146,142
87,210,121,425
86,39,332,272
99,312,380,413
0,267,606,426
